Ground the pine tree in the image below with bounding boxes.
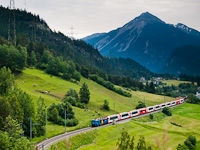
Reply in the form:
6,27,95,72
79,82,90,104
0,67,14,96
29,51,37,67
36,97,46,136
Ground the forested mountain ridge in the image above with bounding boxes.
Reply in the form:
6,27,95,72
0,6,152,79
160,45,200,76
83,12,200,72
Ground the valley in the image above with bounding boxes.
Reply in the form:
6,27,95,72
0,2,200,150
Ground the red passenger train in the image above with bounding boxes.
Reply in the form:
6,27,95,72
92,97,185,126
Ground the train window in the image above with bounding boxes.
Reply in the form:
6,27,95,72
172,102,175,104
122,113,129,117
110,116,118,120
132,111,138,115
167,103,170,105
140,110,143,113
149,107,153,110
156,106,160,109
162,105,165,107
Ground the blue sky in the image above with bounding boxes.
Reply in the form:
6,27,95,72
1,0,200,39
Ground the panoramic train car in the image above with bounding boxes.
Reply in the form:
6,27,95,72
139,108,147,115
154,105,161,111
107,114,120,123
180,99,184,103
166,102,171,107
91,98,185,127
147,106,154,113
176,100,180,105
130,110,139,117
160,103,166,109
171,101,176,106
119,112,131,120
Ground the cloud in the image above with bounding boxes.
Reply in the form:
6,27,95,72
1,0,200,38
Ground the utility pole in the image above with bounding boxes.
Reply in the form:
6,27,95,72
164,94,165,103
45,111,47,139
8,0,16,47
24,0,27,11
19,123,24,137
29,117,32,142
29,117,40,143
114,103,115,114
69,26,75,38
65,109,66,133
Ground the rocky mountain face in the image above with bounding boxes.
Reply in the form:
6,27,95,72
175,23,200,38
83,12,200,72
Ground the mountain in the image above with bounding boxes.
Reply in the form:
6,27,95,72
0,6,152,79
83,12,200,72
175,23,200,38
160,45,200,76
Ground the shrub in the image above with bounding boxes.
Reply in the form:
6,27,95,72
75,102,85,109
136,101,146,109
149,114,154,119
47,102,78,127
103,100,110,111
171,122,182,127
64,96,76,106
187,94,200,104
184,135,196,150
162,107,172,116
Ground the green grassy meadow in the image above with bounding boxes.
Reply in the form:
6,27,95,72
14,68,197,147
50,103,200,150
161,80,192,86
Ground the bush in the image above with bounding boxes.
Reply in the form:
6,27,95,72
184,135,196,150
187,94,200,104
64,89,85,109
47,102,78,127
149,114,153,119
72,71,81,82
75,102,85,109
64,96,76,106
103,100,110,111
162,107,172,116
171,122,182,127
136,101,146,109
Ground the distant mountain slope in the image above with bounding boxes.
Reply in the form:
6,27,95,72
160,45,200,76
0,6,152,78
83,12,200,72
175,23,200,38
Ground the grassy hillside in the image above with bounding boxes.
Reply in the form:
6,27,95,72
161,80,192,86
50,103,200,150
15,68,173,142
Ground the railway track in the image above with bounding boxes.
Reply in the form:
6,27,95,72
36,103,184,149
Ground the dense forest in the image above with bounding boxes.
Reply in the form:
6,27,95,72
0,5,153,79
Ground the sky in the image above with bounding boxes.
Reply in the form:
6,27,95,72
1,0,200,39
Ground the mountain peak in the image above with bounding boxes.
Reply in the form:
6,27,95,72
135,12,164,24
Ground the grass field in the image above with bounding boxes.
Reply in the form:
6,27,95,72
161,80,192,86
50,103,200,150
15,68,174,143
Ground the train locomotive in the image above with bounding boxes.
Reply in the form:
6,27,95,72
91,97,185,127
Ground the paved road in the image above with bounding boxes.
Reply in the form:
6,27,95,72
36,103,183,149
